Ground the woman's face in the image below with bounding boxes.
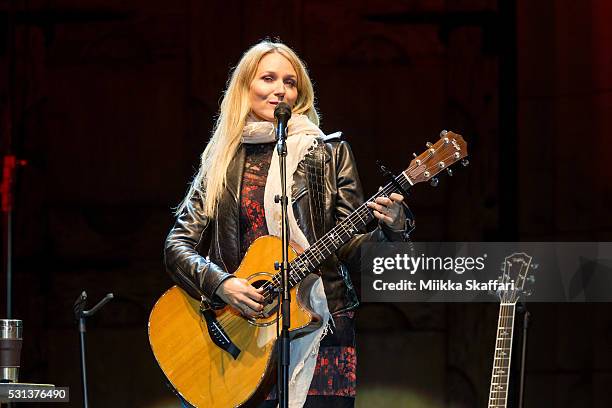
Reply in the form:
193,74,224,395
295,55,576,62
248,52,298,122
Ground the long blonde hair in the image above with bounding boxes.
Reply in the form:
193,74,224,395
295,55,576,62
176,40,319,217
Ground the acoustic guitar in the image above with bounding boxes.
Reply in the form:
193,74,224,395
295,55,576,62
488,252,534,408
149,131,468,407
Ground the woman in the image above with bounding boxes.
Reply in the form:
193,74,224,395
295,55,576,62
165,40,412,408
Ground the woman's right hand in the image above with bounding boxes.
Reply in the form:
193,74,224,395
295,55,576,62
215,278,265,318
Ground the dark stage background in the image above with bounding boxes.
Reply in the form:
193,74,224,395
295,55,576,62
1,0,611,407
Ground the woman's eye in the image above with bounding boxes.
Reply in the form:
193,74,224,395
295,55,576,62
263,76,274,82
285,80,296,87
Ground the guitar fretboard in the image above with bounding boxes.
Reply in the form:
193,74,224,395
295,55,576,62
264,170,413,300
488,303,516,408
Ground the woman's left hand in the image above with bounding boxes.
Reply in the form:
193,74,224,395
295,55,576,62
367,192,405,230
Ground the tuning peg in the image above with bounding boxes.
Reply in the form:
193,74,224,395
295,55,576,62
426,142,433,148
439,130,448,138
412,153,417,158
446,168,453,177
461,159,469,167
430,177,439,187
526,276,536,283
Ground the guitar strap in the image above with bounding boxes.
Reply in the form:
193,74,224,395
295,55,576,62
304,140,327,241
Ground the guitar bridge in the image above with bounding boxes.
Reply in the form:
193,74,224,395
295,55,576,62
200,305,241,360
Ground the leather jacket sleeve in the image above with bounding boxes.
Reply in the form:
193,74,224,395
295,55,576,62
333,141,411,265
164,192,234,306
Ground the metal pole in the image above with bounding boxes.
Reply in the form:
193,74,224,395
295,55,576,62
78,317,89,408
274,102,291,408
5,213,12,319
518,310,530,408
3,0,16,321
74,291,113,408
277,137,290,408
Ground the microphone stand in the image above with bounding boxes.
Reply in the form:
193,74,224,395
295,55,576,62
274,103,291,408
73,291,114,408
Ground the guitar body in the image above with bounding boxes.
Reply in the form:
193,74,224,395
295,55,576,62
148,236,322,408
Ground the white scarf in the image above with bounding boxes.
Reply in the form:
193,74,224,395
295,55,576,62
242,114,331,408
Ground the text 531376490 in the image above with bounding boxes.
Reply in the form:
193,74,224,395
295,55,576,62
0,384,69,403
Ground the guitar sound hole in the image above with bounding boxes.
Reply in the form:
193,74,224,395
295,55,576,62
250,279,268,289
250,278,279,318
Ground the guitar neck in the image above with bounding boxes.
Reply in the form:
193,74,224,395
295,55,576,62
488,303,516,408
264,131,467,294
282,171,412,287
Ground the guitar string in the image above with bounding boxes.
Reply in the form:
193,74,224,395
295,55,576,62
490,304,504,404
496,305,514,403
213,185,390,330
214,149,463,330
262,146,463,299
212,181,393,330
492,260,527,405
494,305,508,403
214,179,402,329
214,149,461,330
261,148,461,295
214,150,464,332
490,304,513,405
490,304,518,405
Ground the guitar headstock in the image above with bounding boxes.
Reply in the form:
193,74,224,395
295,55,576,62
405,130,468,185
499,252,534,304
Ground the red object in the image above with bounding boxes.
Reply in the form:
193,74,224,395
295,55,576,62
1,154,27,213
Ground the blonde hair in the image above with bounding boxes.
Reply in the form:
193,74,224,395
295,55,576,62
176,40,319,217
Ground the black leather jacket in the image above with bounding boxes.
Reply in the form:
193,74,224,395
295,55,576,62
164,139,412,315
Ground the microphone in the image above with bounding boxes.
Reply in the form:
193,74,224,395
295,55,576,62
274,102,292,141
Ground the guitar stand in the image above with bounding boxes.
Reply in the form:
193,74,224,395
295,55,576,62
73,291,114,408
517,303,531,408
